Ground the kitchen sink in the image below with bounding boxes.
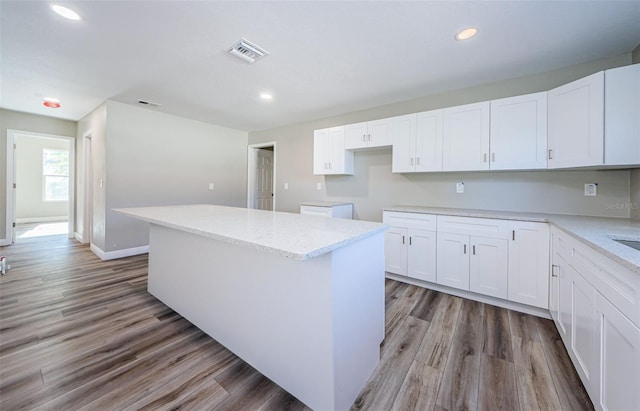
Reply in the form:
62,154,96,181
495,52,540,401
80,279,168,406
613,239,640,252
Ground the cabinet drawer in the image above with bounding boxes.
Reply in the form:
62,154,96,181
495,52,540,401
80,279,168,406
383,211,436,231
436,215,509,239
300,206,332,217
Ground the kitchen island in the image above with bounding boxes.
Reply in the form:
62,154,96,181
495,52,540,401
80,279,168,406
114,204,386,411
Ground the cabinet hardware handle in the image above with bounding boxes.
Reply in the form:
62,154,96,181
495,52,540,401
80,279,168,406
362,134,366,142
483,153,487,162
410,157,414,166
472,245,476,255
551,264,559,277
368,133,371,142
416,157,420,165
492,153,495,162
548,149,553,160
512,230,515,241
328,162,332,169
402,235,405,245
409,237,412,246
464,244,467,254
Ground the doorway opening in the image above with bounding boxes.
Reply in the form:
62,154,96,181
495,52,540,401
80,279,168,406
247,142,276,211
4,130,75,245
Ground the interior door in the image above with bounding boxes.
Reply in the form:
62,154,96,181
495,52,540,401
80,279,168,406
255,148,274,211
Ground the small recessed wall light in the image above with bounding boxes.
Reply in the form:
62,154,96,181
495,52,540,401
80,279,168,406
455,27,478,41
43,97,61,108
260,93,273,101
51,5,81,21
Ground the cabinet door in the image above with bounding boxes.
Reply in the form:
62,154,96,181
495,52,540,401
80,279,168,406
391,114,417,173
605,63,640,166
469,237,508,299
344,122,368,150
415,109,443,172
436,232,469,290
557,253,572,343
442,102,490,171
300,205,332,217
548,71,604,168
507,222,550,308
367,118,392,147
595,292,640,411
490,92,547,170
550,253,560,323
326,126,353,175
407,229,436,283
571,268,598,391
313,128,329,175
385,227,408,275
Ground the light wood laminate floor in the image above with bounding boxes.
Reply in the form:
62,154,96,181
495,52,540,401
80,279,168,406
0,235,593,410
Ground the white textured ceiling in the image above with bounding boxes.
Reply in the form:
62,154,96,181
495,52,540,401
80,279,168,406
1,1,639,132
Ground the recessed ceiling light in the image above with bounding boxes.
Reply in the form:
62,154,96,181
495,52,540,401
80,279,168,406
455,27,478,41
43,97,61,108
51,5,81,21
260,93,273,101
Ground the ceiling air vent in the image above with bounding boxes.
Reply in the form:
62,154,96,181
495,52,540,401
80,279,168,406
137,100,161,107
228,38,269,64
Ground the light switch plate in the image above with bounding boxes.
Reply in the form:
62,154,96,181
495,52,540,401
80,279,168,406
209,183,215,191
584,183,597,197
284,183,289,190
316,182,322,191
456,182,464,194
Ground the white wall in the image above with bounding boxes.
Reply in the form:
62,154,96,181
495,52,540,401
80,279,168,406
631,45,640,221
15,135,69,221
0,109,77,240
249,53,637,222
76,101,249,254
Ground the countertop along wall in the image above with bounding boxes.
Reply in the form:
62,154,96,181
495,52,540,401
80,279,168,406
0,109,77,241
249,54,636,223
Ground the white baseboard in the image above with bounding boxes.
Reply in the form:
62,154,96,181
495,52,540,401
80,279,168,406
386,273,551,319
74,232,85,243
16,216,68,223
90,244,149,261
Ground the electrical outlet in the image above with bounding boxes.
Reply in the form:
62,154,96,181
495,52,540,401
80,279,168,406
584,183,597,197
456,182,464,194
209,183,215,191
316,182,322,191
284,183,289,190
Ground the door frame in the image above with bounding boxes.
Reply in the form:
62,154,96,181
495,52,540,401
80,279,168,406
81,130,93,245
4,129,76,245
247,142,276,210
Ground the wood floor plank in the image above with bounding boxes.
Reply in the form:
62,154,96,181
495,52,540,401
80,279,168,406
413,293,463,371
482,304,513,362
509,310,541,342
535,316,595,410
390,361,442,411
477,353,519,411
352,316,430,410
511,336,563,410
435,299,484,411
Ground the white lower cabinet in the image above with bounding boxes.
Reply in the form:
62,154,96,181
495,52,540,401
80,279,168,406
385,211,550,312
383,212,436,282
550,226,640,410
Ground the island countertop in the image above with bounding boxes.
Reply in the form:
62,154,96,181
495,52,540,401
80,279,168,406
114,204,386,260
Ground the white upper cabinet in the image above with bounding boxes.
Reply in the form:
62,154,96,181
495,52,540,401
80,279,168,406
548,71,604,168
442,102,491,171
345,118,392,150
313,126,354,175
605,63,640,166
490,92,548,170
391,110,443,173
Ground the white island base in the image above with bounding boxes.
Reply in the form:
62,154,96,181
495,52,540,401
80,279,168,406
147,223,384,410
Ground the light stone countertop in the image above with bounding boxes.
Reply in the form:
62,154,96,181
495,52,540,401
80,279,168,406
300,201,353,207
384,206,640,275
114,204,385,261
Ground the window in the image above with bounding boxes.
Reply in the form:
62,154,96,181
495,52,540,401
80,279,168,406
43,148,69,201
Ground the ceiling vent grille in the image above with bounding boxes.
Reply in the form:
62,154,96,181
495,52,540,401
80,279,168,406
228,38,269,64
138,100,161,107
